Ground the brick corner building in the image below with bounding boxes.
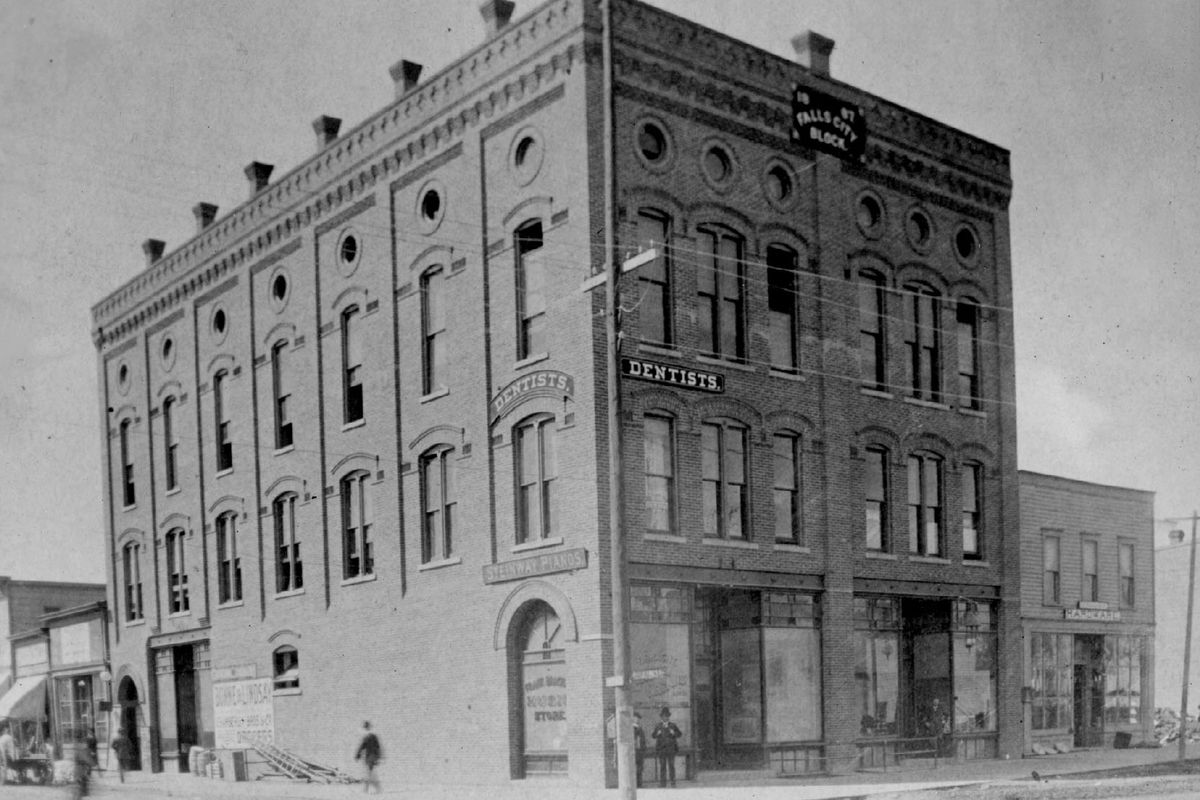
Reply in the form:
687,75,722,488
91,0,1020,787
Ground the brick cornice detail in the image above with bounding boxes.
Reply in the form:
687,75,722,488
93,1,583,350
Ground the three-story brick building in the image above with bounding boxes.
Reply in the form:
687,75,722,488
91,0,1020,787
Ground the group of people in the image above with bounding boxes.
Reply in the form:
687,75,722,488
632,706,684,788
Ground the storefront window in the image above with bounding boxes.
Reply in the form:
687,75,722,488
951,600,996,732
55,675,97,744
630,585,692,741
1030,632,1073,730
854,598,900,737
1104,636,1143,724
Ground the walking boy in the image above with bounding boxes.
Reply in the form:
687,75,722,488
354,721,382,794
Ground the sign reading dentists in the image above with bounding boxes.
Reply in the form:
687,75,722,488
621,357,724,393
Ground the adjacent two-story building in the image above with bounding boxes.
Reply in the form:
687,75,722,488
90,0,1022,787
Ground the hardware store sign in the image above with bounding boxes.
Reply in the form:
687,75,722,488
791,84,866,161
213,677,274,749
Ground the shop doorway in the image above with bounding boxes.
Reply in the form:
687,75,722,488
117,677,141,771
515,602,568,776
902,599,952,755
172,645,198,771
1073,635,1105,748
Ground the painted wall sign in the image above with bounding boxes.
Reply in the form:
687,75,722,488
213,664,258,683
791,85,866,162
483,547,588,584
620,357,724,393
213,677,274,749
1064,608,1122,622
490,370,574,424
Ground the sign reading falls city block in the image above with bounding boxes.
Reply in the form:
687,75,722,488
621,357,724,393
483,548,588,584
791,84,866,162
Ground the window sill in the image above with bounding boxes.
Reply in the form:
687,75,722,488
274,588,305,599
958,407,987,419
696,354,754,372
122,503,138,512
420,387,450,404
963,559,990,568
860,387,893,400
513,537,564,553
342,418,366,432
865,551,897,560
274,444,295,456
774,543,811,554
217,600,245,610
643,532,685,543
164,487,181,497
418,556,462,572
909,555,951,564
216,467,234,479
702,537,756,550
903,397,950,411
124,618,146,628
769,368,805,382
515,353,550,370
637,343,682,358
273,687,302,697
341,573,377,587
167,611,191,619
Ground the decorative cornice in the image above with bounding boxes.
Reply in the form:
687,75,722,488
92,0,583,350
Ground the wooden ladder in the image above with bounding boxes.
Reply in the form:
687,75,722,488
244,737,357,784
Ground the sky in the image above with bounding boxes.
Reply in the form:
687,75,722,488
1,1,1197,583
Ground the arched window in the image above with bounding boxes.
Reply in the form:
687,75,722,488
119,419,136,507
961,462,983,560
342,472,374,578
420,446,457,563
518,603,566,775
421,267,447,395
515,416,556,544
696,226,745,359
701,418,748,540
635,210,672,346
213,371,233,471
773,432,802,544
273,645,299,692
274,493,302,592
766,245,799,372
907,452,943,555
864,446,889,551
515,221,546,359
342,306,364,424
858,271,886,390
643,414,675,534
122,541,143,622
903,284,942,402
165,528,189,614
272,341,293,449
216,512,242,603
956,301,981,409
162,397,179,491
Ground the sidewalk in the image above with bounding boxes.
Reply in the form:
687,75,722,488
24,742,1199,800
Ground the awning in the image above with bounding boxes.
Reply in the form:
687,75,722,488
0,675,47,721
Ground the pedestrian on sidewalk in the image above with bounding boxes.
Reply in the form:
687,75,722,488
651,706,683,788
633,712,646,787
354,721,383,794
110,729,131,783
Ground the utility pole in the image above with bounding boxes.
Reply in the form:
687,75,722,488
1180,511,1199,761
601,0,636,796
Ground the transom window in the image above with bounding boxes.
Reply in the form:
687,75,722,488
516,416,557,544
421,447,457,563
516,221,547,360
696,226,745,360
165,529,189,614
635,210,672,346
907,452,943,556
342,472,374,579
274,493,302,593
216,512,242,604
701,419,747,540
643,415,675,534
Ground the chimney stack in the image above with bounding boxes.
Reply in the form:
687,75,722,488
244,161,274,197
479,0,516,36
388,60,424,98
192,202,219,233
142,238,166,267
312,115,342,151
792,30,835,78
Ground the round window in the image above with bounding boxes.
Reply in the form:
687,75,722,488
161,336,176,370
211,307,228,341
270,272,290,310
906,208,932,251
765,165,794,205
340,234,358,265
117,363,130,394
420,189,441,221
415,180,448,234
856,192,884,236
509,127,545,187
336,229,362,276
638,123,666,162
955,224,980,265
704,146,731,183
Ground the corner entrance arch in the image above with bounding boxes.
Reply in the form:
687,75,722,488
117,676,142,771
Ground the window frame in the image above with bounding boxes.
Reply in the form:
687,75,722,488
420,446,457,563
696,225,746,360
341,471,374,579
864,446,889,551
515,415,557,544
342,306,364,424
772,432,802,544
216,511,243,604
272,341,293,449
421,266,447,395
1043,534,1061,605
1119,541,1135,608
122,542,143,622
766,245,799,372
956,301,981,409
635,209,673,346
903,284,943,402
961,462,983,560
515,221,547,360
272,645,300,692
642,414,676,535
858,272,886,390
162,397,179,491
119,419,136,507
1081,537,1099,603
213,370,233,471
165,528,189,614
907,452,943,556
274,493,302,593
701,418,749,540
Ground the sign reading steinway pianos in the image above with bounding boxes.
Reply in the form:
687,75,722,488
483,548,588,584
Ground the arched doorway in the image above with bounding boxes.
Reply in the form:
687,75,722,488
515,602,567,776
117,676,142,771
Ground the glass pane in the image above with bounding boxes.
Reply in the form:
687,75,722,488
855,630,899,736
646,476,671,531
718,236,740,295
424,457,441,510
702,425,719,480
865,504,882,549
866,449,884,500
1044,538,1059,570
343,311,362,366
641,285,666,342
907,457,921,503
645,418,671,476
726,485,744,539
697,233,716,295
725,428,745,484
774,489,794,542
953,632,996,731
541,424,556,479
721,628,762,743
764,627,822,741
637,213,668,281
924,459,940,507
519,426,538,483
962,466,978,512
703,483,718,536
523,249,546,316
774,436,795,488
